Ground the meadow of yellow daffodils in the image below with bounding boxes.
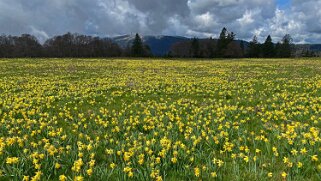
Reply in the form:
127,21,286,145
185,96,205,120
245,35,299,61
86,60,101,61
0,58,321,181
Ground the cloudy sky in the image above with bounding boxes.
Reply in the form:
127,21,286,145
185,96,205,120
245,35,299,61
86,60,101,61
0,0,320,43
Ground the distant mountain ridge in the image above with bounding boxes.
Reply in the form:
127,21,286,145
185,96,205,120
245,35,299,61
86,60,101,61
112,35,188,56
111,35,321,56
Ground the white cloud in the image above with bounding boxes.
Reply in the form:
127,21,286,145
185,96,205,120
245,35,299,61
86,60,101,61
0,0,320,43
237,10,256,25
29,26,49,43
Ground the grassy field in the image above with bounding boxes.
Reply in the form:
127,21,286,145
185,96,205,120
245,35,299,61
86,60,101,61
0,58,321,181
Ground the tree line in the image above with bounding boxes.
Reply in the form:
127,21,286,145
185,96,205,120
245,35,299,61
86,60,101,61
0,33,150,58
0,29,316,58
169,28,297,58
